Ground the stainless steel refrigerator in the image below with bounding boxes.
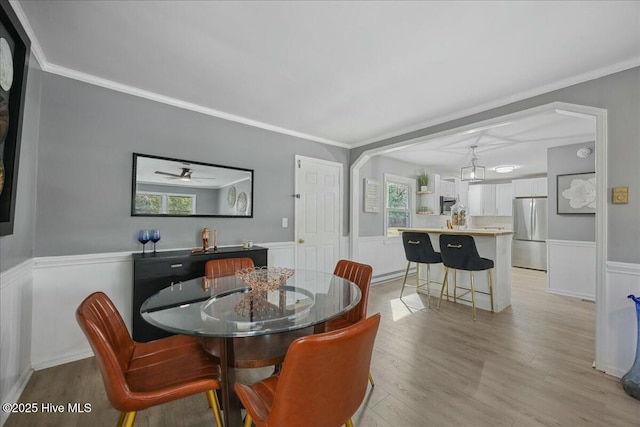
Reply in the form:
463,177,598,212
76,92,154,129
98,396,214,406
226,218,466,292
512,197,547,271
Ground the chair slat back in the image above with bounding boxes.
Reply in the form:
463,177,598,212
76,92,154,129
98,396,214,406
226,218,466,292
268,314,381,427
205,257,255,277
333,259,373,324
76,292,134,408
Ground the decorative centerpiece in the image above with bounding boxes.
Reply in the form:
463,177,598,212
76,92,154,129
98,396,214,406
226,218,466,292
235,266,294,292
621,294,640,400
450,197,467,229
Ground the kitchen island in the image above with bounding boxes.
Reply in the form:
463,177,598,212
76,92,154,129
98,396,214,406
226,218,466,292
398,228,513,313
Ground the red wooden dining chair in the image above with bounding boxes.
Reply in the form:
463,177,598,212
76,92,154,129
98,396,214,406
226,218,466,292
205,257,255,277
235,313,381,427
76,292,223,427
322,259,375,386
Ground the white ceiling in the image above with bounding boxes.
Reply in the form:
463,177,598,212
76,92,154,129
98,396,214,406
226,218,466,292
381,109,596,180
14,0,640,148
136,156,251,189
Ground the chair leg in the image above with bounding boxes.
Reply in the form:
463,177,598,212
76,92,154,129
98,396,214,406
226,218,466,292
426,264,431,308
368,371,375,387
206,389,223,427
244,413,253,427
488,269,495,313
470,271,477,321
117,412,126,427
437,267,449,309
122,412,136,427
453,269,457,303
345,419,354,427
400,261,411,297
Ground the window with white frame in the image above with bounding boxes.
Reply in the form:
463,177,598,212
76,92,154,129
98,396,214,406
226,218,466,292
384,174,413,237
135,192,196,215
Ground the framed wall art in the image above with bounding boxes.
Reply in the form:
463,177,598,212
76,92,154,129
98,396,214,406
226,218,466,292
557,172,596,214
0,0,30,236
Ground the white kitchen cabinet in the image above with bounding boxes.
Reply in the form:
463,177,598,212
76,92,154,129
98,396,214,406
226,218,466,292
534,177,548,196
468,184,496,216
495,183,513,216
512,177,547,197
440,179,456,198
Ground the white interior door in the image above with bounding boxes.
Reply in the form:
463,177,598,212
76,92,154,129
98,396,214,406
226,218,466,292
295,156,342,273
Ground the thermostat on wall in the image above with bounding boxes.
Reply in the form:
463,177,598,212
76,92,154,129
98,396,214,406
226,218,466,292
612,187,629,204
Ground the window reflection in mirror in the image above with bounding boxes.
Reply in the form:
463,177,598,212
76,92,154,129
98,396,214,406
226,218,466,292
131,153,253,217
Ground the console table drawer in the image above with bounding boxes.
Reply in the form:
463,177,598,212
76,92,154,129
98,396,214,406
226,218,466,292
135,258,195,280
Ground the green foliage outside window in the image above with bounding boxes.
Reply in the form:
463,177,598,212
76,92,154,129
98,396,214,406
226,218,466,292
135,194,162,214
135,193,195,215
386,181,411,236
167,196,194,215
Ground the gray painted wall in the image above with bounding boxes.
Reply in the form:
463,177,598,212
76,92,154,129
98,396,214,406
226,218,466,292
0,56,41,271
359,156,427,237
34,73,349,256
547,141,596,241
352,67,640,263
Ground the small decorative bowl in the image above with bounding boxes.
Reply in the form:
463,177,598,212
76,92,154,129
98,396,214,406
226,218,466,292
235,266,294,292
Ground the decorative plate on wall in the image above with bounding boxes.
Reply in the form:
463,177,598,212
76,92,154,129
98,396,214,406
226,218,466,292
0,38,13,91
227,186,236,208
237,192,248,214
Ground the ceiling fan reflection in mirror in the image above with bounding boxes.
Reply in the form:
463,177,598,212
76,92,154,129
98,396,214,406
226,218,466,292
155,168,216,182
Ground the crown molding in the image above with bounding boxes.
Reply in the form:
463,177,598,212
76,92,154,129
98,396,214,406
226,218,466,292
7,1,350,149
44,63,350,148
351,57,640,148
9,0,639,151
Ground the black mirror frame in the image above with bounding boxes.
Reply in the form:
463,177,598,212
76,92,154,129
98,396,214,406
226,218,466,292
131,153,254,218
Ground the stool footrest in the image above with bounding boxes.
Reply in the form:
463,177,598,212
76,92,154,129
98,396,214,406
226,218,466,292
453,286,492,297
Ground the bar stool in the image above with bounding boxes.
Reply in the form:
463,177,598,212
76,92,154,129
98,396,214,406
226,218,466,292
400,232,442,307
437,234,494,321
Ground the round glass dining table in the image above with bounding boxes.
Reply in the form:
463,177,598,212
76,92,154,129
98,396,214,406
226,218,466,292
140,269,361,427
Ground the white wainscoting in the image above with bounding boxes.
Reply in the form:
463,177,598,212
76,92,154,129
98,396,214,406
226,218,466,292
0,260,34,427
604,261,640,378
31,252,133,370
355,236,408,283
4,244,637,410
547,240,596,300
29,242,295,371
259,241,296,268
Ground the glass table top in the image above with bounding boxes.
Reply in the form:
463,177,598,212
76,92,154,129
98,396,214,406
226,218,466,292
140,269,361,338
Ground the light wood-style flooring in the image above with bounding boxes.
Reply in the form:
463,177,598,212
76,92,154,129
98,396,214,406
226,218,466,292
5,268,639,426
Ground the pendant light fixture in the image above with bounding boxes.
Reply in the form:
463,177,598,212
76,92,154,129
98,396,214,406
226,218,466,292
461,145,485,182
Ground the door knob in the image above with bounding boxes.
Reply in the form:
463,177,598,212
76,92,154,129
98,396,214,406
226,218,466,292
298,238,305,244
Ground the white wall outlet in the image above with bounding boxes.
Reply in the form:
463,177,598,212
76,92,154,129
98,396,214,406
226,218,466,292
282,217,288,228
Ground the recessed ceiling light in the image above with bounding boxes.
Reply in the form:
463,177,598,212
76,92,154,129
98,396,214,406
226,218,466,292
494,165,515,173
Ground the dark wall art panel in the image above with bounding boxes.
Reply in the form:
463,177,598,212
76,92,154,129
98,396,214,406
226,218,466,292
0,1,30,236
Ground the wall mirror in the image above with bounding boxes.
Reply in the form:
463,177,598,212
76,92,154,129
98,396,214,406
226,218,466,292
132,153,253,217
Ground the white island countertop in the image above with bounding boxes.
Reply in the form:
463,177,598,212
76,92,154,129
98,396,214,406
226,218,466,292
398,227,513,237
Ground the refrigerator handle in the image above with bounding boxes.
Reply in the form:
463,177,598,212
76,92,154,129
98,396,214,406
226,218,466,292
531,199,536,236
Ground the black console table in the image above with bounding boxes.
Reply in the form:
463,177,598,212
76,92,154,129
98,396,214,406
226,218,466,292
132,246,268,342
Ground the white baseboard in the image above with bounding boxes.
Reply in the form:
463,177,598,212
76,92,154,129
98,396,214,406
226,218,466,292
0,367,33,427
31,350,94,371
0,259,34,427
